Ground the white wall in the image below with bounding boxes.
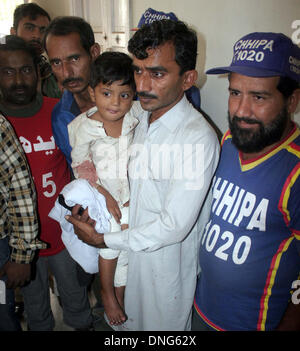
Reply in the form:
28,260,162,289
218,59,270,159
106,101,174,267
131,0,300,133
33,0,300,133
33,0,71,19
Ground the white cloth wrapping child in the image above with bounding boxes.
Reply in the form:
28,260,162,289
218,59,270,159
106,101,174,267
49,178,111,274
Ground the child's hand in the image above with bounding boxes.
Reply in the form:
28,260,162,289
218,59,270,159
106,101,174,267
105,193,122,223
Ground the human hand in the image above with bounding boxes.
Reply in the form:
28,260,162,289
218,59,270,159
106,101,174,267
105,194,122,224
0,261,31,289
274,301,300,331
65,205,106,248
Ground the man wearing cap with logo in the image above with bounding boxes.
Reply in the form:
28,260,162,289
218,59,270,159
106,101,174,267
193,32,300,331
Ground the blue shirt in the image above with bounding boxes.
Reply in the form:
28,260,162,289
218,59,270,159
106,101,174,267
52,90,80,167
194,125,300,331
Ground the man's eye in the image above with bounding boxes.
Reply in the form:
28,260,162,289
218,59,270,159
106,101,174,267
22,67,33,74
51,60,61,67
229,90,239,96
24,24,35,31
3,69,14,75
70,56,80,62
133,67,142,74
254,95,265,101
152,72,163,78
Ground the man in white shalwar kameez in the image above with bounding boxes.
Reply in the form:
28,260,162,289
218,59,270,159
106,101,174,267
66,19,220,331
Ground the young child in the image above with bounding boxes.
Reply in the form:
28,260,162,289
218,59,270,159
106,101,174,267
67,52,140,326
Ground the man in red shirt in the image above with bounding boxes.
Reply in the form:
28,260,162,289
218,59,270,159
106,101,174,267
0,35,93,330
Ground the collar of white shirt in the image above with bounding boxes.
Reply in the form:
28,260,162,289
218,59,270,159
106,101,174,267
147,94,190,133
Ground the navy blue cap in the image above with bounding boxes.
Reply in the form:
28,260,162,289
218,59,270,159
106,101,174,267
132,8,178,31
206,32,300,83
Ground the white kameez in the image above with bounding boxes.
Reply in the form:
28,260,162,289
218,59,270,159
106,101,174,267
67,103,140,284
104,96,220,330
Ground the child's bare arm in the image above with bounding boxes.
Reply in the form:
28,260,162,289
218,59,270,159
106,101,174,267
96,184,122,223
74,160,98,186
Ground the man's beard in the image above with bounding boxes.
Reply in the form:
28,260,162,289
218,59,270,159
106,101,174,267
3,83,37,106
228,107,289,153
28,39,43,55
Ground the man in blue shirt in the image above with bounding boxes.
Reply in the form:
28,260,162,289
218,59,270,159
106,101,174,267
44,16,100,166
193,32,300,331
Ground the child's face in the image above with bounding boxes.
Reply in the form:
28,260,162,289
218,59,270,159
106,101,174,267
89,80,134,123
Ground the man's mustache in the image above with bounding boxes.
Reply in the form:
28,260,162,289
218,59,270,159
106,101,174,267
232,116,262,125
28,39,43,52
137,91,158,99
29,39,42,46
10,84,29,92
62,77,84,87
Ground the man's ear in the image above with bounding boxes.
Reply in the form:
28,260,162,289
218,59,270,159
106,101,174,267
88,85,96,102
10,27,16,35
90,43,101,61
182,69,198,91
287,88,300,114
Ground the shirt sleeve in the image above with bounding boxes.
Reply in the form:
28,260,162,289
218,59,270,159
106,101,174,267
287,167,300,251
68,115,95,164
129,100,144,120
104,128,220,252
0,116,46,264
52,103,73,167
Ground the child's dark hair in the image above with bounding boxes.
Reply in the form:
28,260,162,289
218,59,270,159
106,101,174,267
89,51,136,91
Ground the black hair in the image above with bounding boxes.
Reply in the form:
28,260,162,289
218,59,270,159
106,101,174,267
89,51,135,91
43,16,95,55
13,3,51,30
277,76,300,99
128,19,197,75
0,35,39,71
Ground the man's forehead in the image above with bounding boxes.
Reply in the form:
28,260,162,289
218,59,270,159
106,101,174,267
46,32,85,56
132,42,176,66
0,50,33,66
229,72,281,88
148,42,175,56
19,15,50,26
47,32,80,44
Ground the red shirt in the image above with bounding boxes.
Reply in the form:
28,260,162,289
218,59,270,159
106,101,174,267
6,96,70,256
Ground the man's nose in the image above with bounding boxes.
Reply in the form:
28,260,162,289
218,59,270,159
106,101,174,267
61,61,73,78
15,71,24,85
136,72,151,92
32,27,43,40
235,96,252,117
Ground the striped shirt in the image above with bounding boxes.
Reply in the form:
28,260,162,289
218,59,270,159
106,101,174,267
0,115,46,264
